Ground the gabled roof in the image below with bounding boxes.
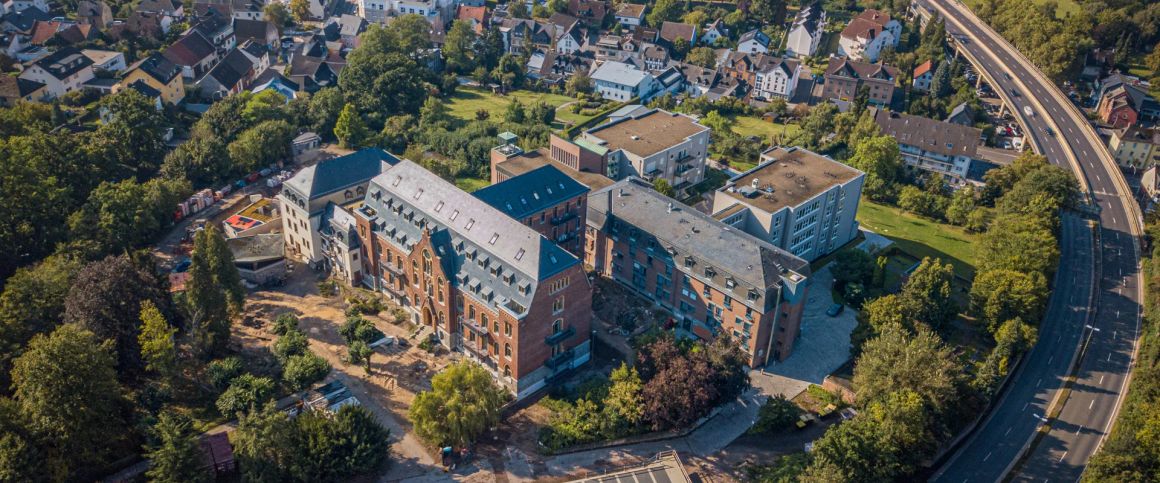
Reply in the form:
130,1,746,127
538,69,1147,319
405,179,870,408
126,78,162,98
590,60,650,88
855,8,892,27
2,6,51,32
164,31,216,66
791,0,824,34
841,17,882,41
137,0,181,14
616,3,645,18
284,148,400,201
659,21,695,43
233,18,276,43
0,75,44,98
872,108,981,159
825,57,897,80
203,47,254,90
473,164,590,220
31,47,93,79
738,29,770,47
913,59,932,77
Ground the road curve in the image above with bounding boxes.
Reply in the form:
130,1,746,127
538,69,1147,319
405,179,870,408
923,1,1145,482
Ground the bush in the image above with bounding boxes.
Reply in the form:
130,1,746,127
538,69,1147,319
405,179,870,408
272,313,299,335
206,356,244,390
282,353,331,390
341,316,385,345
216,374,275,416
273,329,309,362
317,280,338,297
751,394,803,434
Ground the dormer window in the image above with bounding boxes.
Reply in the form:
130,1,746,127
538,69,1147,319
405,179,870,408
725,278,736,289
684,256,694,268
704,266,716,278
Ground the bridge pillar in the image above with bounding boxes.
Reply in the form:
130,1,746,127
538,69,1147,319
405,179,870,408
998,102,1008,118
976,74,984,89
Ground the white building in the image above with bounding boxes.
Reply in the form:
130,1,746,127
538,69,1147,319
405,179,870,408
912,60,933,92
750,55,801,100
590,60,658,102
785,1,825,58
81,49,126,72
712,147,864,262
580,108,710,193
737,29,771,54
18,47,95,99
838,9,900,63
700,19,726,45
614,3,645,27
872,108,982,181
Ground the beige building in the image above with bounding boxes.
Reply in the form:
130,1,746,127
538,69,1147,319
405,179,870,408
1109,126,1159,168
579,109,710,195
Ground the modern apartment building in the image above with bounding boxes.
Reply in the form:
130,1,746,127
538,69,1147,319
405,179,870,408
837,8,900,62
872,108,983,181
586,178,811,366
579,109,710,195
473,164,590,257
352,160,593,399
490,133,615,189
711,147,864,262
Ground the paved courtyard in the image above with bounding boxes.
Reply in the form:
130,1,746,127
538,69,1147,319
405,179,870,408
754,265,858,398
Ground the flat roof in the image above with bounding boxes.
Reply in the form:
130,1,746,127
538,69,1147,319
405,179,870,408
585,109,708,158
495,148,614,191
722,147,863,213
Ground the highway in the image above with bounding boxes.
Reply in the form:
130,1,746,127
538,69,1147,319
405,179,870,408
923,0,1145,481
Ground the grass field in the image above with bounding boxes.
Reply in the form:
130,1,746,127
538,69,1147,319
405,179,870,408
856,200,979,279
729,115,802,142
455,176,489,192
446,87,594,126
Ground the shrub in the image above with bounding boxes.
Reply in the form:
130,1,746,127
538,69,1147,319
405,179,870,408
216,374,275,416
273,329,309,363
341,316,385,345
272,313,299,335
282,353,331,390
317,280,338,297
206,356,244,390
751,394,803,434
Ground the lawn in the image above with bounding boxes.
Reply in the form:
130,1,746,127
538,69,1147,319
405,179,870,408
455,176,489,192
856,200,979,279
446,87,593,127
729,115,802,143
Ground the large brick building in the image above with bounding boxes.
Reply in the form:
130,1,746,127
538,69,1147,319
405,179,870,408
473,164,590,257
586,178,811,366
352,160,593,399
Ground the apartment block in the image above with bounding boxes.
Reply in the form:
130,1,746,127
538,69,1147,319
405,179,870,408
353,160,593,399
586,178,811,366
872,108,983,181
711,147,864,262
821,57,898,106
473,164,590,257
579,109,710,195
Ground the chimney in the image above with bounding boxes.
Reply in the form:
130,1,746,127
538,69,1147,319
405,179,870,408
751,178,759,189
667,202,673,213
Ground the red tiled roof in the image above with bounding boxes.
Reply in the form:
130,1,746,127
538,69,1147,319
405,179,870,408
913,59,932,77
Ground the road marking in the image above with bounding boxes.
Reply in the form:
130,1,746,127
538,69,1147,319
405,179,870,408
1060,451,1068,463
1109,353,1113,361
984,451,992,462
1090,399,1095,409
1037,378,1042,387
1006,427,1013,436
1076,426,1083,435
1023,402,1029,412
1100,375,1105,384
1048,355,1054,364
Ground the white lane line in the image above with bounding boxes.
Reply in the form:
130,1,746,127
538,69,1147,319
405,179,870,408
1023,402,1029,412
1006,427,1013,436
1060,451,1068,463
1048,355,1054,364
1076,426,1083,435
1090,399,1095,409
1100,375,1105,384
1109,353,1113,361
984,452,992,462
1037,378,1043,387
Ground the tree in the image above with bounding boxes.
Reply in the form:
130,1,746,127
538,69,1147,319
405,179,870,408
853,323,960,412
901,257,958,327
409,360,506,446
672,37,690,59
443,20,477,74
187,226,243,357
792,102,837,149
0,137,73,280
229,120,295,172
969,269,1048,332
12,325,124,476
139,300,177,378
232,402,295,480
274,328,309,362
647,0,681,26
930,60,952,97
93,89,168,178
334,103,370,149
216,373,276,416
419,96,453,130
603,362,645,432
349,340,373,371
748,0,786,24
161,136,231,187
846,135,902,201
145,412,210,483
832,248,876,287
0,398,41,482
978,214,1059,276
64,255,166,377
287,405,391,479
565,73,592,95
752,394,802,434
0,254,79,389
509,1,528,18
282,353,331,390
68,177,188,256
272,313,300,335
897,185,946,219
504,98,527,123
687,47,717,68
263,2,290,32
289,0,311,22
339,50,428,126
945,187,977,225
653,178,674,197
206,356,244,390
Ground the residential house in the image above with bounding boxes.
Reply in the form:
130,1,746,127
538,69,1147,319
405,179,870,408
615,3,645,27
190,9,237,48
785,0,825,58
1108,126,1160,168
567,0,606,28
498,18,552,54
585,177,812,365
18,47,94,99
234,18,278,47
137,0,184,20
945,102,977,126
251,70,300,100
0,6,50,34
718,52,801,100
590,34,640,63
288,50,339,92
700,19,726,45
240,39,269,72
659,21,696,46
821,57,898,106
349,160,594,399
737,29,771,54
198,47,259,98
474,163,590,256
872,108,983,180
124,79,165,109
76,0,113,28
358,0,390,23
0,75,45,105
590,60,658,101
1097,83,1160,128
164,31,220,79
112,12,166,40
525,50,593,85
6,0,48,14
580,108,710,193
547,13,584,55
838,8,900,62
455,4,488,33
118,53,184,104
81,49,125,72
641,44,668,71
29,20,97,46
711,146,864,262
194,0,264,21
323,14,366,49
912,59,933,91
1142,165,1160,201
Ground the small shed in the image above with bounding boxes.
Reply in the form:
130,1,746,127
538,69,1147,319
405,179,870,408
292,131,322,156
200,432,235,476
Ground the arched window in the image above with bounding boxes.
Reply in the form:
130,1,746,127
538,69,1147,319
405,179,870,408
437,278,444,303
482,314,489,327
344,190,353,200
438,311,445,326
504,343,511,359
422,250,432,274
503,366,511,377
411,260,419,284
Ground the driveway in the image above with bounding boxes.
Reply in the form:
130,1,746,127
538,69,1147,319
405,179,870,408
755,265,857,398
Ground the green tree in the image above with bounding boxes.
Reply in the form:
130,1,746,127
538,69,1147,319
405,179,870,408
340,48,429,126
187,226,243,357
274,328,309,362
349,339,373,371
419,96,453,130
309,88,346,136
145,412,210,483
12,325,124,476
752,394,802,434
945,187,977,225
653,178,674,197
853,323,960,412
93,89,168,178
138,300,177,378
978,214,1059,276
930,60,952,97
232,401,295,480
287,405,391,479
282,353,331,390
504,98,527,123
0,254,79,390
443,20,477,74
603,363,644,431
792,102,837,149
216,373,276,416
160,136,230,187
409,360,507,446
647,0,682,26
969,269,1048,332
748,0,786,23
289,0,311,22
897,185,946,219
846,135,902,201
334,103,370,149
0,398,41,482
206,356,244,390
901,257,958,327
263,2,291,32
832,248,876,287
228,119,295,172
687,46,717,68
68,177,188,255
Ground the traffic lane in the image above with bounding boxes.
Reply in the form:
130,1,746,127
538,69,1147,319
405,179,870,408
1016,227,1140,481
932,215,1093,483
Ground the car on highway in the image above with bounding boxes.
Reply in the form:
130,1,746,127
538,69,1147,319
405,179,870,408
1024,105,1035,117
1011,88,1020,97
1003,72,1011,80
1043,126,1054,136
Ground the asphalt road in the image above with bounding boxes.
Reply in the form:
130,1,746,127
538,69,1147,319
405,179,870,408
925,0,1144,481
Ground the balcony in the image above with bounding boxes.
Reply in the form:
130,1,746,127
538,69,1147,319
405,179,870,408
462,342,497,369
545,349,574,370
550,211,577,226
461,316,488,336
545,326,575,345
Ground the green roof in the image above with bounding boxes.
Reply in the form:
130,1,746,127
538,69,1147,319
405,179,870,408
573,138,609,156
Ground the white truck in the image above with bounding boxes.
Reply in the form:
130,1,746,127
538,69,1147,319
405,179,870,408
1024,105,1035,117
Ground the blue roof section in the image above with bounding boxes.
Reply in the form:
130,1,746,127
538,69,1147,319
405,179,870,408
473,164,591,220
285,148,400,200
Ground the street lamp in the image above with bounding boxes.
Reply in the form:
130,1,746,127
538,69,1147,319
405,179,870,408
1079,324,1101,360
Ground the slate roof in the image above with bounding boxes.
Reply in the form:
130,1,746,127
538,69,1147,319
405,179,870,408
473,164,590,220
738,29,769,47
137,0,181,14
824,57,897,80
233,19,276,43
358,160,582,314
32,47,93,79
587,178,809,309
791,1,824,34
128,53,181,84
2,7,51,32
126,78,162,98
203,48,253,90
284,148,401,201
872,108,982,159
